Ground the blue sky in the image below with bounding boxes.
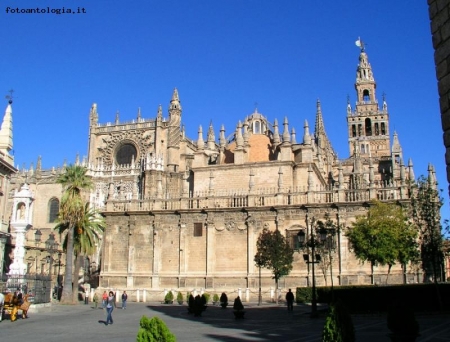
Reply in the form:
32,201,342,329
1,1,446,206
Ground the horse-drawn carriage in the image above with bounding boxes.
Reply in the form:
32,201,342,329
0,292,31,322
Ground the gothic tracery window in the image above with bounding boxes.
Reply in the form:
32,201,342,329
48,198,59,223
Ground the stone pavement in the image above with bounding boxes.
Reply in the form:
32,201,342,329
0,302,449,341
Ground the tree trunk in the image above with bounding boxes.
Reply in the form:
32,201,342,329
72,255,83,303
60,226,74,304
371,262,374,285
275,278,279,304
386,264,392,284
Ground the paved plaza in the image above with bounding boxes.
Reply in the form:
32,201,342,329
0,302,449,341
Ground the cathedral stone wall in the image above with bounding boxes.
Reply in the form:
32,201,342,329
429,0,450,196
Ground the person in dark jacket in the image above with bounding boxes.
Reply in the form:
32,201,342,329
121,291,128,309
286,289,294,311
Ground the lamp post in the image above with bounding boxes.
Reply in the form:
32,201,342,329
44,233,58,286
57,251,62,286
34,229,42,274
297,217,321,318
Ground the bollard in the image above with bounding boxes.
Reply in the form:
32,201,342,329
137,289,140,303
245,288,250,302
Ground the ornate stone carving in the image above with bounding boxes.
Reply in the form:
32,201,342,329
225,221,236,231
97,129,155,165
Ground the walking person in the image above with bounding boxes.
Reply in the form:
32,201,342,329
93,292,99,309
286,288,294,311
121,291,128,309
102,291,108,309
105,291,115,325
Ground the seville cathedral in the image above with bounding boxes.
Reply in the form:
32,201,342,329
0,46,438,300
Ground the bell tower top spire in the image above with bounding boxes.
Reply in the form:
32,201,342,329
347,39,391,158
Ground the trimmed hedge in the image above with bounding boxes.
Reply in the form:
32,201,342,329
296,283,450,313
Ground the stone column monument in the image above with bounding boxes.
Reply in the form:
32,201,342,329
8,182,34,276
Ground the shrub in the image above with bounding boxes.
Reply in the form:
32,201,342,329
164,291,174,304
188,294,195,314
322,299,355,342
176,292,183,304
233,296,244,311
387,300,419,336
202,293,210,304
220,292,228,308
136,315,176,342
213,293,219,303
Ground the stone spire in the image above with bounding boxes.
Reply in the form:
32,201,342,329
169,88,182,112
347,95,352,116
272,119,280,144
356,42,375,84
0,100,14,165
235,121,244,148
408,158,415,181
89,103,98,126
137,107,141,121
168,89,182,149
291,128,297,144
219,124,226,148
243,118,249,145
315,99,325,137
115,111,120,125
197,125,204,150
282,117,290,143
303,120,311,145
207,122,215,150
391,131,402,157
157,104,163,121
36,155,42,171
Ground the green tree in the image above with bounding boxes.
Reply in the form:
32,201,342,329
55,164,93,304
254,228,294,303
345,200,418,284
136,316,176,342
322,299,355,342
315,214,339,287
410,175,448,283
56,202,104,302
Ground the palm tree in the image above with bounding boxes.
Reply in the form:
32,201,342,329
56,202,105,302
56,165,93,304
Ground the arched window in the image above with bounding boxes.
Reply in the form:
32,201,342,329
48,198,59,223
254,121,261,134
365,118,372,136
381,122,386,135
363,89,370,102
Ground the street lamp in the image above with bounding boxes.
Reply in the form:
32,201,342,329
45,232,58,277
57,251,62,285
297,218,321,318
34,229,42,245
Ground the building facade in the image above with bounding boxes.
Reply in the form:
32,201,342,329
6,46,436,300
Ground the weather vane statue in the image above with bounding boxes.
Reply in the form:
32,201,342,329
355,37,365,52
5,89,14,104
